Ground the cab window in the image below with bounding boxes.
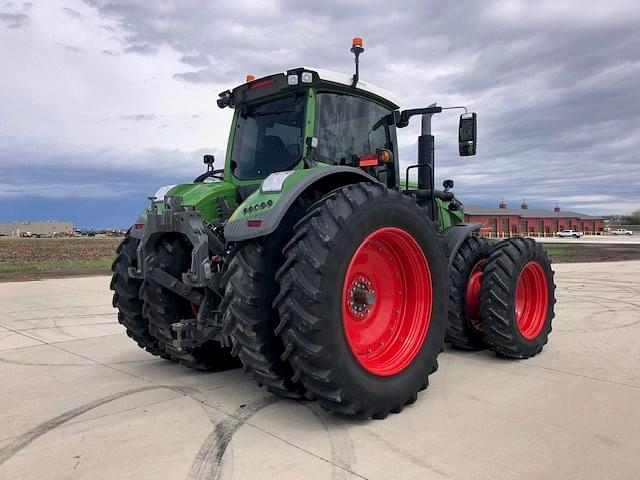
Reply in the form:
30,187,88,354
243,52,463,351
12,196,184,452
314,93,392,165
231,94,306,180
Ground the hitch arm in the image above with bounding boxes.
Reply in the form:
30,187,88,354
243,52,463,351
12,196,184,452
149,267,204,305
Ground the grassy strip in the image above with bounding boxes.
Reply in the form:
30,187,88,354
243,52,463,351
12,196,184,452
0,258,113,273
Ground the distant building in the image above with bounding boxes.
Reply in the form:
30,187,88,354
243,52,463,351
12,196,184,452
0,221,73,237
464,200,604,236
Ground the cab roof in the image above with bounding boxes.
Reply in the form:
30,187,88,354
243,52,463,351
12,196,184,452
297,66,401,108
222,67,401,110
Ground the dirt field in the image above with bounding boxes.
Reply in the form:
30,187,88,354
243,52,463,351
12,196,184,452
0,237,121,282
1,236,640,282
541,242,640,263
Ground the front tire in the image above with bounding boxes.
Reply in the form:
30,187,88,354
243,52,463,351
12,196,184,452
110,234,167,358
275,183,448,418
141,234,239,371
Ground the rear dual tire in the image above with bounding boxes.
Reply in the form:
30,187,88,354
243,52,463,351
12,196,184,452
480,237,555,358
446,236,493,350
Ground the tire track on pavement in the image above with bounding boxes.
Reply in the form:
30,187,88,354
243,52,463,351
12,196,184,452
190,395,280,480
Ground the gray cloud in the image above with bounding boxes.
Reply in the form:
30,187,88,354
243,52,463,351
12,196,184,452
62,44,85,54
0,11,29,28
173,68,217,84
61,7,83,19
1,0,638,215
119,114,156,121
123,42,158,55
0,139,223,199
180,53,210,67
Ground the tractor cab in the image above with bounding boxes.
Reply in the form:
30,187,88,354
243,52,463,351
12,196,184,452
216,38,477,222
217,64,401,191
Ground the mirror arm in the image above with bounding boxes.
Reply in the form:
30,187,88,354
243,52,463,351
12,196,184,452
396,105,470,128
396,106,442,128
441,105,469,114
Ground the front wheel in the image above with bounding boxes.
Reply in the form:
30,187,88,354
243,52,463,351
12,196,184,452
141,234,239,371
110,233,167,359
274,183,448,418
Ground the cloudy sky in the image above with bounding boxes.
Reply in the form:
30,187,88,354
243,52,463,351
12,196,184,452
1,0,639,227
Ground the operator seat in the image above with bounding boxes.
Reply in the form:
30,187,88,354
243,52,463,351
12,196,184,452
256,135,291,173
236,135,290,202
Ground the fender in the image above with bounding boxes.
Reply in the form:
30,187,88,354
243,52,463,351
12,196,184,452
442,223,483,270
224,166,377,241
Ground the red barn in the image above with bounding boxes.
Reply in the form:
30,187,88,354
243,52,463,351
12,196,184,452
464,201,604,236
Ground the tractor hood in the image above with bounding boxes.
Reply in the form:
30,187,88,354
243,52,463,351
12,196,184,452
131,181,237,237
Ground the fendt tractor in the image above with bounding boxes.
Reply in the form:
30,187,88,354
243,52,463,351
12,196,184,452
111,38,556,419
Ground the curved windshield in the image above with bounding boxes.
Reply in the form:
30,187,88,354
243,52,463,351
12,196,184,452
231,94,306,180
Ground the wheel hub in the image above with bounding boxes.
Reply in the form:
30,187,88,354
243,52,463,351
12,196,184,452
515,261,549,339
347,276,376,318
341,227,432,376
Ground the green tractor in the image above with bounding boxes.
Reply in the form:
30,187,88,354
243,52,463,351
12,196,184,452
111,38,555,418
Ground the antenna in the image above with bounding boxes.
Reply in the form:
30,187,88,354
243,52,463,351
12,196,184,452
350,37,364,87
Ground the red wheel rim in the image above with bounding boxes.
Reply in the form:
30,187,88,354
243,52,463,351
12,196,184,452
341,227,432,376
465,260,485,330
514,261,548,339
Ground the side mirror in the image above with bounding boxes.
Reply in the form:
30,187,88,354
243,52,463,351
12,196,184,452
458,113,477,156
203,154,215,165
443,179,454,190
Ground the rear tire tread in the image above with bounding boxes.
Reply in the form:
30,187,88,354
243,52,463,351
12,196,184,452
275,183,445,419
221,238,306,399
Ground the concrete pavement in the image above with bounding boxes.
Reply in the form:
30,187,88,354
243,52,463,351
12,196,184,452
1,262,639,479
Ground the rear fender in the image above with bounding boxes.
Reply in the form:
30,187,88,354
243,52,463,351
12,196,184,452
442,223,483,270
224,166,377,241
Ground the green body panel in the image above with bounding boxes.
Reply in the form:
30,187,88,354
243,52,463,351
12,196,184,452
436,197,464,229
139,181,238,223
166,181,238,222
229,164,330,221
399,179,464,229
